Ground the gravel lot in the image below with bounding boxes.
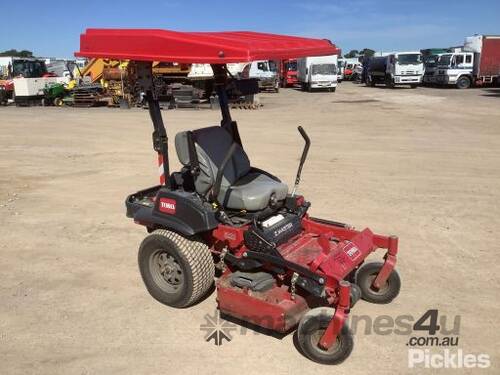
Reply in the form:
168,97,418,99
1,82,499,374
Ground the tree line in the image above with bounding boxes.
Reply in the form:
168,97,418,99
0,49,34,57
344,48,375,58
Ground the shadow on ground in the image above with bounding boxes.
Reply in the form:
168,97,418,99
481,88,500,97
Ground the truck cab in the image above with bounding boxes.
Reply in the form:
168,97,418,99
389,52,424,86
367,52,424,88
435,52,475,89
309,63,337,90
242,60,279,92
297,55,338,92
281,59,298,88
423,54,444,84
337,58,345,82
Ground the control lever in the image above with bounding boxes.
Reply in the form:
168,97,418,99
291,126,311,196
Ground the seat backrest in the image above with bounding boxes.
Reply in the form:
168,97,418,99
175,126,251,196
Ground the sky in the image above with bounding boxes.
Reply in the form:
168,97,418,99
0,0,499,58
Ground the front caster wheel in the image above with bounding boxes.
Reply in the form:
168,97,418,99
138,229,215,308
297,308,354,365
356,262,401,304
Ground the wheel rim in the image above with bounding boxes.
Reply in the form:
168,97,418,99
364,273,390,295
309,329,341,355
458,79,468,88
149,249,184,293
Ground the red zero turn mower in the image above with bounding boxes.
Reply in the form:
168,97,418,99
76,29,401,365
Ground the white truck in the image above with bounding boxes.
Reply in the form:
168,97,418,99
297,55,338,92
366,51,424,88
434,35,500,89
240,60,279,92
337,58,345,82
190,61,279,92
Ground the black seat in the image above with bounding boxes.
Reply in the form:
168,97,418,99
175,126,288,211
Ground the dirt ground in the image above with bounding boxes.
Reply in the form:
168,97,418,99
1,82,499,374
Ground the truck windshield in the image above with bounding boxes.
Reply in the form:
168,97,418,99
12,60,48,78
268,60,278,72
256,61,269,72
311,64,336,75
287,61,297,71
397,54,422,65
425,55,439,67
438,54,452,67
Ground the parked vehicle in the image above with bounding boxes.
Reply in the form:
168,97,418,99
341,58,360,80
337,58,345,82
297,55,338,92
0,57,68,105
366,51,424,88
353,63,363,83
12,76,69,106
422,54,445,85
434,35,500,89
241,60,279,92
421,48,451,85
280,59,298,87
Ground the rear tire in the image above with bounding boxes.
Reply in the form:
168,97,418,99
355,262,400,304
297,308,354,365
138,229,214,308
366,76,376,87
456,76,471,89
410,84,418,89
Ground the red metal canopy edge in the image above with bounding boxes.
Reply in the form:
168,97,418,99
75,29,338,63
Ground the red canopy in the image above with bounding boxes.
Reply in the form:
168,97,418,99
75,29,338,63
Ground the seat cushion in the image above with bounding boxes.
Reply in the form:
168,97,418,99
175,127,251,196
221,172,288,211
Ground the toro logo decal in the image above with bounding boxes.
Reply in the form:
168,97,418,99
344,242,360,260
159,198,176,214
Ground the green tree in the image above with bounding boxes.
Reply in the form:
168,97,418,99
0,49,34,57
344,50,359,58
360,48,375,57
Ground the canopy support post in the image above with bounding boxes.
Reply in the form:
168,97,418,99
136,62,170,187
211,64,233,133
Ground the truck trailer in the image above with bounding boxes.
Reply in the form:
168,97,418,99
297,55,338,92
434,35,500,89
366,51,424,88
